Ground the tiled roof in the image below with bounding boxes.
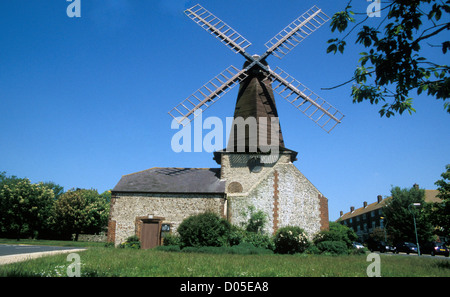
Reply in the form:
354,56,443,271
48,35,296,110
337,190,442,221
112,167,225,194
338,198,389,221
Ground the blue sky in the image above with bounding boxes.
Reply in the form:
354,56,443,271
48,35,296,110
0,0,449,221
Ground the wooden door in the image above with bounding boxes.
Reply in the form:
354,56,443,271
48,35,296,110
141,221,160,249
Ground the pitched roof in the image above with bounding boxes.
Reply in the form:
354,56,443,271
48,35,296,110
338,199,389,221
226,63,285,153
112,167,225,194
337,190,442,221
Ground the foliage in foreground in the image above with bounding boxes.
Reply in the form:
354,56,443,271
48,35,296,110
1,247,449,277
327,0,450,117
166,211,361,256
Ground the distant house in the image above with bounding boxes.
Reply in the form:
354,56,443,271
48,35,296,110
336,185,441,242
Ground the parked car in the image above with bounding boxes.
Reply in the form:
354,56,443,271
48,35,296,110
395,242,418,254
352,242,364,249
385,244,396,253
367,240,392,253
421,242,450,257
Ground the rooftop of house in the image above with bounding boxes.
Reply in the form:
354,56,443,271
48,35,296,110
337,189,441,222
112,167,225,194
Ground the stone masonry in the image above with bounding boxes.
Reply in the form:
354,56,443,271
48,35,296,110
108,193,225,246
108,153,329,246
221,152,328,238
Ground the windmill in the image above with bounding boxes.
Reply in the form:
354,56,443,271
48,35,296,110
168,4,344,156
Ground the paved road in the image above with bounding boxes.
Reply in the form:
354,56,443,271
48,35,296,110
375,251,450,260
0,244,84,256
0,244,86,265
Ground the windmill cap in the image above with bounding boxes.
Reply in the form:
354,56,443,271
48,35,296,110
243,56,269,70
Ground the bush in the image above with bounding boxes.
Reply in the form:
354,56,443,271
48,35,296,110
314,222,357,249
305,245,321,255
177,212,231,248
316,240,348,255
273,226,310,254
119,235,141,249
241,232,274,250
163,233,180,246
242,205,268,234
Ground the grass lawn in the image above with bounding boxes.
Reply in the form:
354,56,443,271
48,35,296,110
1,246,449,277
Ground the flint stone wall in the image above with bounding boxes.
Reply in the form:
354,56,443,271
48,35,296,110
108,193,225,246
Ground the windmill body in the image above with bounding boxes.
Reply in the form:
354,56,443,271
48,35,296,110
108,4,340,247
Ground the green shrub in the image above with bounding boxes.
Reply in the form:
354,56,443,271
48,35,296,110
273,226,310,254
177,212,231,248
241,231,274,250
242,205,268,233
305,245,321,255
228,225,245,246
313,222,357,249
350,247,368,255
163,233,180,246
316,240,348,255
104,242,115,248
230,242,273,255
227,224,274,250
119,235,141,249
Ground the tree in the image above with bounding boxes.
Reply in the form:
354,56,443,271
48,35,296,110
41,181,64,200
383,185,433,243
314,222,357,248
52,188,109,240
326,0,450,117
432,164,450,239
0,175,54,240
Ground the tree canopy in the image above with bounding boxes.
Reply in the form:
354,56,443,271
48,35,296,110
326,0,449,117
0,171,110,240
382,185,433,243
0,173,54,239
432,164,450,239
52,188,110,240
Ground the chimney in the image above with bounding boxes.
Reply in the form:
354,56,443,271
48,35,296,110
377,195,382,203
340,211,343,217
363,201,367,208
350,206,355,212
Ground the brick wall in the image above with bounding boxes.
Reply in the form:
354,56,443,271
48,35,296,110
319,194,329,231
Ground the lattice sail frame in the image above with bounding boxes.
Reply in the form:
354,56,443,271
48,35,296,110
184,4,252,55
265,6,330,59
168,66,247,126
267,67,344,133
169,4,344,132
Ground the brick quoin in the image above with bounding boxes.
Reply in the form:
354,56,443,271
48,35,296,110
106,196,117,243
272,170,279,235
319,194,329,231
107,220,116,243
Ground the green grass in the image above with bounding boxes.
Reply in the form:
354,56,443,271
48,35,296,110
1,246,449,277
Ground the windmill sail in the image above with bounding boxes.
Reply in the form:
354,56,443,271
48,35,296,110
264,6,330,59
184,4,252,55
268,67,344,133
168,65,248,126
171,4,343,134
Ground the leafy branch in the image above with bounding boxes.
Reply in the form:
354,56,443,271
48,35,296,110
325,0,450,117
